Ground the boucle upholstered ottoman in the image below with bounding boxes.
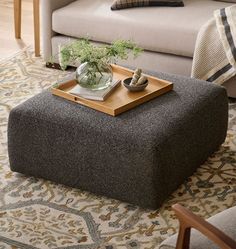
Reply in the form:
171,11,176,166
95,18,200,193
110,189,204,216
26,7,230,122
8,72,228,209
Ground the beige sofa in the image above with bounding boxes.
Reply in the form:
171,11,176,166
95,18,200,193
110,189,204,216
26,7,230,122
41,0,236,97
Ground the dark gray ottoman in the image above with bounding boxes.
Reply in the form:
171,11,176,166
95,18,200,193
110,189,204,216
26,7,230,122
8,72,228,209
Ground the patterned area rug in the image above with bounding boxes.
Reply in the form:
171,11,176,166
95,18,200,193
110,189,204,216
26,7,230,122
0,48,236,249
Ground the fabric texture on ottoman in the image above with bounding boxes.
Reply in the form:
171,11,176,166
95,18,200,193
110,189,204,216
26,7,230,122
8,72,228,209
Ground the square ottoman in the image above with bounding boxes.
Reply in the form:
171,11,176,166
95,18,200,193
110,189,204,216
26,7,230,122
8,72,228,209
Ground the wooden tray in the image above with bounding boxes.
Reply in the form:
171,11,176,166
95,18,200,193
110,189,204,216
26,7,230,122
51,64,173,116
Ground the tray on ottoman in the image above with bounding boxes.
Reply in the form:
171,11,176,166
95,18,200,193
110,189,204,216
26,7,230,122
8,72,228,209
51,64,173,116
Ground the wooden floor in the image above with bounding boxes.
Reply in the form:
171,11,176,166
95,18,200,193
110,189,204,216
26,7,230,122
0,0,34,59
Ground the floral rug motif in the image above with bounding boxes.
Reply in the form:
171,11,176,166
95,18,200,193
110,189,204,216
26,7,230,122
0,48,236,249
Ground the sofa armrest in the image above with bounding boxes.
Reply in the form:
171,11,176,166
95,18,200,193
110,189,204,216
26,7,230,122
41,0,76,61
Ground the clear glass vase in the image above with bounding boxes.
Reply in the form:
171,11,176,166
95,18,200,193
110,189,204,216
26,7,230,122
76,62,113,90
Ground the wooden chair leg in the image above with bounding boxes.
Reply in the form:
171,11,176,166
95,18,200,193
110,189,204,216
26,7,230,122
176,225,191,249
33,0,40,57
14,0,22,39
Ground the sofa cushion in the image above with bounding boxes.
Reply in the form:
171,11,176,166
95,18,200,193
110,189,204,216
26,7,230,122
159,206,236,249
215,0,236,2
52,0,232,58
111,0,184,10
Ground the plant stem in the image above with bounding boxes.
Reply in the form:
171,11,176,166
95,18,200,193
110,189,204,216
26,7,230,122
92,62,103,77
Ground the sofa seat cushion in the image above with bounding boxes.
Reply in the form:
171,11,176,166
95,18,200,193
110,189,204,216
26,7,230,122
159,206,236,249
52,0,232,57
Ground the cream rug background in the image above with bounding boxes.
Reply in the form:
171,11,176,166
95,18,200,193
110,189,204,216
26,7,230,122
0,48,236,249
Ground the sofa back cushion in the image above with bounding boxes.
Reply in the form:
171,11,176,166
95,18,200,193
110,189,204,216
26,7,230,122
52,0,233,58
111,0,184,10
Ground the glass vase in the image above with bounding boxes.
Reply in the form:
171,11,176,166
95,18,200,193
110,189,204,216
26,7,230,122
76,62,113,90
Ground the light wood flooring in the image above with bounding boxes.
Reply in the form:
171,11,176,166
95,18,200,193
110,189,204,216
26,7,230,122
0,0,35,59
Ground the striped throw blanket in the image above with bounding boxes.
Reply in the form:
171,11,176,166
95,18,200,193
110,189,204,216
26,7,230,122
191,5,236,84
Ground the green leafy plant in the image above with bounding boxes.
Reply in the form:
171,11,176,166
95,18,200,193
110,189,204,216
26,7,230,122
59,39,143,71
58,39,143,89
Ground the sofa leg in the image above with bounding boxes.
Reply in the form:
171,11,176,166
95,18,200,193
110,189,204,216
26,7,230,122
46,62,76,71
46,62,62,70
